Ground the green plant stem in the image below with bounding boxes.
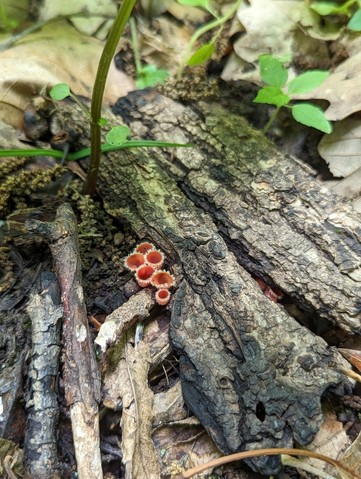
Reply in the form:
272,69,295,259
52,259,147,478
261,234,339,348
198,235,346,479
129,17,142,76
0,141,192,161
263,107,280,134
176,0,242,79
86,0,137,195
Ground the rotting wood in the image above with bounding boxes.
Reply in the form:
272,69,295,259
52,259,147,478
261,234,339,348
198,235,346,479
52,93,360,475
24,272,62,479
26,203,103,479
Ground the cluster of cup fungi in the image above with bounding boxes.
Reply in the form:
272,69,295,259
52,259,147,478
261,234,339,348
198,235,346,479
124,242,175,306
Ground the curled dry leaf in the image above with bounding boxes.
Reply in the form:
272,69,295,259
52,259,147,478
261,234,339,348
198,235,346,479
293,52,361,121
339,348,361,373
0,21,135,128
318,118,361,178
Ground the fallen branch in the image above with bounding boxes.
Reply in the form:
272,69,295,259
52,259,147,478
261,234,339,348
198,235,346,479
27,203,102,479
24,272,62,479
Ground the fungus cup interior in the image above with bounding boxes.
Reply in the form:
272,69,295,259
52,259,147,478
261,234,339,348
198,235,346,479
157,289,169,299
125,252,145,271
145,250,163,266
135,242,155,254
137,265,155,280
152,271,174,288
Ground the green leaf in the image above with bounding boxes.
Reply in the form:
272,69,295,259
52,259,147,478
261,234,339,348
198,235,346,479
105,126,130,145
348,9,361,31
291,103,332,133
309,1,349,15
177,0,209,7
98,118,108,127
137,64,169,89
187,42,215,66
259,54,288,87
254,86,290,107
49,83,71,100
288,70,329,94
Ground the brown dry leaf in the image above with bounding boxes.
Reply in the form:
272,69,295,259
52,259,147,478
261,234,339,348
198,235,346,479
339,430,361,479
153,381,187,426
232,0,338,63
122,341,160,479
103,336,160,479
339,348,361,373
294,53,361,121
0,20,135,128
153,416,221,478
302,407,351,477
318,118,361,178
37,0,117,37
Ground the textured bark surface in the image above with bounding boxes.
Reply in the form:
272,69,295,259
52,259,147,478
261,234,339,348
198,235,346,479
24,273,62,479
54,91,360,474
26,204,103,479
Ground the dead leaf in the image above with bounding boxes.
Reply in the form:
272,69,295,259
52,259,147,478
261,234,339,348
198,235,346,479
302,407,351,477
111,339,160,479
318,118,361,177
294,52,361,121
0,21,135,127
233,0,338,63
37,0,117,37
339,348,361,373
339,430,361,479
153,381,187,426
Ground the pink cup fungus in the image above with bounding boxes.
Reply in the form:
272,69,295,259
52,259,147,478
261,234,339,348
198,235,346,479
135,265,155,287
151,270,174,289
125,252,145,271
155,289,171,306
135,242,155,254
145,249,164,270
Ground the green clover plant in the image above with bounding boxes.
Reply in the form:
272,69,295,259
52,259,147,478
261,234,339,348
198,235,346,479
0,0,192,196
254,54,332,134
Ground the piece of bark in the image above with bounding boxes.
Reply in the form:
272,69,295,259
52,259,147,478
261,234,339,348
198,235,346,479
26,203,102,479
52,93,359,474
24,272,62,479
95,288,154,352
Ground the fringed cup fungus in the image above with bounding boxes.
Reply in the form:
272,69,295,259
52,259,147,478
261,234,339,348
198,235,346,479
125,252,145,271
135,242,155,254
135,265,155,287
145,249,164,269
151,270,174,289
155,289,171,305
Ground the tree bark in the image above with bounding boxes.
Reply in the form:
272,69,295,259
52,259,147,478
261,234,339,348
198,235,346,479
55,90,360,475
26,204,103,479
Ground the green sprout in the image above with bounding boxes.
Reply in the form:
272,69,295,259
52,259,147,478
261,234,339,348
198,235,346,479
176,0,242,78
129,17,169,89
254,54,332,134
0,0,192,196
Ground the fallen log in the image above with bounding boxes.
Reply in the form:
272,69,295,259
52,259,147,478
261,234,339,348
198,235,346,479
53,89,360,474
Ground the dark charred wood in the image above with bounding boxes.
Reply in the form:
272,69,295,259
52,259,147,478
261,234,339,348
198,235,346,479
51,91,360,475
24,272,62,479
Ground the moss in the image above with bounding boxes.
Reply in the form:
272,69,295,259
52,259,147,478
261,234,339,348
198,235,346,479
0,164,65,216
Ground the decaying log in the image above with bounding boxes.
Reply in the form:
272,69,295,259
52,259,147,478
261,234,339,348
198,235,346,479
54,91,360,475
24,272,62,479
26,204,102,479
